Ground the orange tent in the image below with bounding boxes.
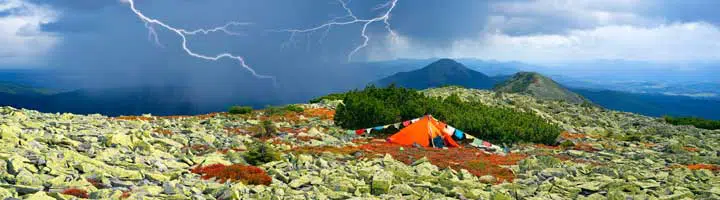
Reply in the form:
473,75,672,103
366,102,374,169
387,115,460,148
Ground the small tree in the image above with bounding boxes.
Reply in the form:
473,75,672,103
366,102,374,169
244,142,282,166
228,106,253,114
260,120,276,138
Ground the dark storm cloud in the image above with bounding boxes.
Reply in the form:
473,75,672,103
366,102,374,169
386,0,490,46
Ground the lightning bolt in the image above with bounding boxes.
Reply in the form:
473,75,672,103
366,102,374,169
124,0,276,83
278,0,399,61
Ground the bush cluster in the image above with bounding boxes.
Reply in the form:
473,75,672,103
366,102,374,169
264,105,305,116
309,93,346,103
333,85,562,145
663,116,720,130
243,142,282,166
228,106,253,114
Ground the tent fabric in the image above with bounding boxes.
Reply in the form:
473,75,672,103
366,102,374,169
387,115,460,148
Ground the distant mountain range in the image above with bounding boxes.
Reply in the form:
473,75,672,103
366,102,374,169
372,58,720,119
1,58,719,119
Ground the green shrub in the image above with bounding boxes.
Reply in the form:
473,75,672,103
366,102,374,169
228,106,253,114
309,93,346,103
664,115,720,130
243,142,282,166
559,140,575,149
334,85,562,145
263,105,304,116
284,105,304,113
260,120,276,138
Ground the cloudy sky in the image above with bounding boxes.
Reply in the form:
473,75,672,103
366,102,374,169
2,0,720,77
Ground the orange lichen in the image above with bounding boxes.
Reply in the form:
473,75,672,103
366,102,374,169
154,128,172,136
641,142,656,148
560,131,588,139
159,112,225,120
217,147,245,154
573,142,598,152
114,116,153,121
190,164,272,185
683,147,699,152
534,144,561,150
687,164,720,171
303,108,335,119
62,188,89,199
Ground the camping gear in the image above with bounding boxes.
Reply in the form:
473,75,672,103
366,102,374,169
452,129,464,140
432,136,445,148
470,138,485,148
386,115,460,148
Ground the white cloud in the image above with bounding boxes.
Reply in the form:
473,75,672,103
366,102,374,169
370,22,720,63
449,22,720,63
488,0,661,34
368,0,720,64
0,0,60,66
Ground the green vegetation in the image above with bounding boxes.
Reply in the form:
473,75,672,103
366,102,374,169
260,120,276,138
494,72,586,104
264,105,305,116
309,93,346,103
228,106,253,114
243,142,282,166
333,85,562,145
663,116,720,130
284,104,305,113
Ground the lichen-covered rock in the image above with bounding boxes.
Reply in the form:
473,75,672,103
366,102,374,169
371,171,393,195
0,88,718,199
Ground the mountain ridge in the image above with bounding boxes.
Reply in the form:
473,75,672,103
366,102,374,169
375,58,496,89
494,72,587,104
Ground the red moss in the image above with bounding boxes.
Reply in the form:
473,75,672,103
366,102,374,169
356,142,525,182
288,145,362,156
62,188,89,199
687,164,720,171
683,147,699,152
296,136,321,142
573,142,599,152
86,178,105,189
120,190,131,199
290,140,525,182
190,164,272,185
